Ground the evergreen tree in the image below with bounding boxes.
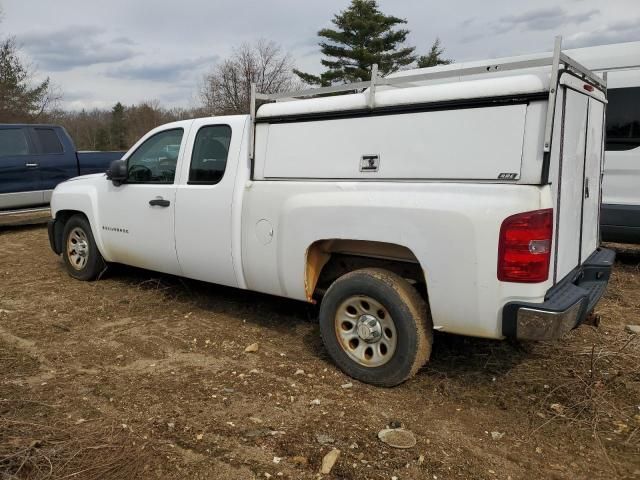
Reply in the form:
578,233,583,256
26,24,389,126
0,38,53,122
110,102,128,150
95,126,110,151
294,0,415,85
417,38,452,68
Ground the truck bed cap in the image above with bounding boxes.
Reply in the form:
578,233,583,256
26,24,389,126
256,73,548,119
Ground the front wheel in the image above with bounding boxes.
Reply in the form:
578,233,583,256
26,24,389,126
62,215,105,281
319,268,433,387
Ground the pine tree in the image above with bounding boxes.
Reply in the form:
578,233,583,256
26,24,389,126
0,38,53,122
294,0,415,85
417,38,453,68
110,102,128,150
95,127,110,151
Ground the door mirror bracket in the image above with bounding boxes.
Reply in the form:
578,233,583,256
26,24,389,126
106,159,127,186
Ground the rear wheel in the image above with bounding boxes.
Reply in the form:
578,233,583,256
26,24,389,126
319,268,432,387
62,215,105,281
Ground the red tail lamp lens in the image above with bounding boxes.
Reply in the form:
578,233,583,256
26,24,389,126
497,209,553,283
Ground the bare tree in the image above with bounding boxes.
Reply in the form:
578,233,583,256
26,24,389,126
48,101,206,151
201,40,297,115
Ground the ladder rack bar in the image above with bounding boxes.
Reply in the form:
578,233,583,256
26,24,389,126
543,36,563,153
559,52,606,88
260,79,374,101
253,38,605,106
250,36,606,164
383,57,552,87
249,83,256,160
368,63,378,109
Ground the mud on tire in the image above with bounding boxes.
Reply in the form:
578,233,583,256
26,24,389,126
319,268,433,387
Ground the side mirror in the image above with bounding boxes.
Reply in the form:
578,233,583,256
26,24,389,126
106,159,127,186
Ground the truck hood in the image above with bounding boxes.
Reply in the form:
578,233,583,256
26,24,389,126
63,173,106,183
50,172,108,217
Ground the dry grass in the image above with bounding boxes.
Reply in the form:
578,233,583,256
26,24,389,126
528,331,640,469
0,412,151,480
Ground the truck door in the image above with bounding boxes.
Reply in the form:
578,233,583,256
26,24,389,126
173,118,243,287
550,76,606,282
0,127,42,209
581,99,605,259
98,125,191,275
28,127,76,200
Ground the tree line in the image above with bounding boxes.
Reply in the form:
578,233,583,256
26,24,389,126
1,0,452,151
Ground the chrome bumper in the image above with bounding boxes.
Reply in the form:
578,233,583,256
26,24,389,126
502,248,615,341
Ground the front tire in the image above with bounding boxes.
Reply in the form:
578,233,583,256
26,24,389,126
62,215,105,281
319,268,433,387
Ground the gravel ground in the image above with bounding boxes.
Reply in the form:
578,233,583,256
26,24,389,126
1,223,639,479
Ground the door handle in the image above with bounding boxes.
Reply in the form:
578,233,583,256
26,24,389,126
584,177,590,199
25,163,39,168
149,197,170,207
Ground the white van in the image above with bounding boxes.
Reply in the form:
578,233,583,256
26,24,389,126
568,42,640,243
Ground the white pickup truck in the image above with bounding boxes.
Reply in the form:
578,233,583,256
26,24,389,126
48,38,614,386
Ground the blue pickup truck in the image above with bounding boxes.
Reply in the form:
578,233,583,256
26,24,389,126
0,124,124,211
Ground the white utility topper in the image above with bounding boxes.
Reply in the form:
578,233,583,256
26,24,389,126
48,37,614,386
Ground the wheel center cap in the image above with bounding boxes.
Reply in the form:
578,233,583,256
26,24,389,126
357,314,382,343
77,242,88,256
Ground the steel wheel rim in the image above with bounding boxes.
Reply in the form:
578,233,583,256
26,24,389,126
334,295,397,367
67,227,89,271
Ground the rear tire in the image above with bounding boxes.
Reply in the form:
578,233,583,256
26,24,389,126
62,215,105,281
319,268,433,387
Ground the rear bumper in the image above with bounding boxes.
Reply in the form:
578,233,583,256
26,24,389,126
502,248,615,340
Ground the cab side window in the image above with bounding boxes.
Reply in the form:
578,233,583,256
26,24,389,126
0,128,29,157
34,128,64,154
188,125,232,185
606,87,640,151
127,129,184,183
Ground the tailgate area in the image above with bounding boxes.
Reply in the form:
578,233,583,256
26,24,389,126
549,75,607,283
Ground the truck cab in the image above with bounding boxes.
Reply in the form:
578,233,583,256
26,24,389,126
59,116,249,283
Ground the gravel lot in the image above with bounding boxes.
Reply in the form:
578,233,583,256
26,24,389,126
1,221,639,479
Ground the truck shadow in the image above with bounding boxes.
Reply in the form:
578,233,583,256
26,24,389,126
0,222,48,234
107,263,529,385
423,332,531,385
0,211,50,229
605,243,640,265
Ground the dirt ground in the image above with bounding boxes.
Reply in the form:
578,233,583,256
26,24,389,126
0,220,639,479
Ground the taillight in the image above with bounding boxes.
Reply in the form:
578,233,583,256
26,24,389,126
497,208,553,283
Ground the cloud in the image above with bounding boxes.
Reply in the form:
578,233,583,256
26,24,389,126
19,26,137,70
461,6,601,43
106,55,218,82
60,89,95,102
460,17,476,28
4,0,634,109
564,19,640,47
496,7,599,33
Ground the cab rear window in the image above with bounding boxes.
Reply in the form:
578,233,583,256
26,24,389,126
34,128,64,154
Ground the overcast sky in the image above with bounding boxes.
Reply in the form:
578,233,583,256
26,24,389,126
2,0,639,110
